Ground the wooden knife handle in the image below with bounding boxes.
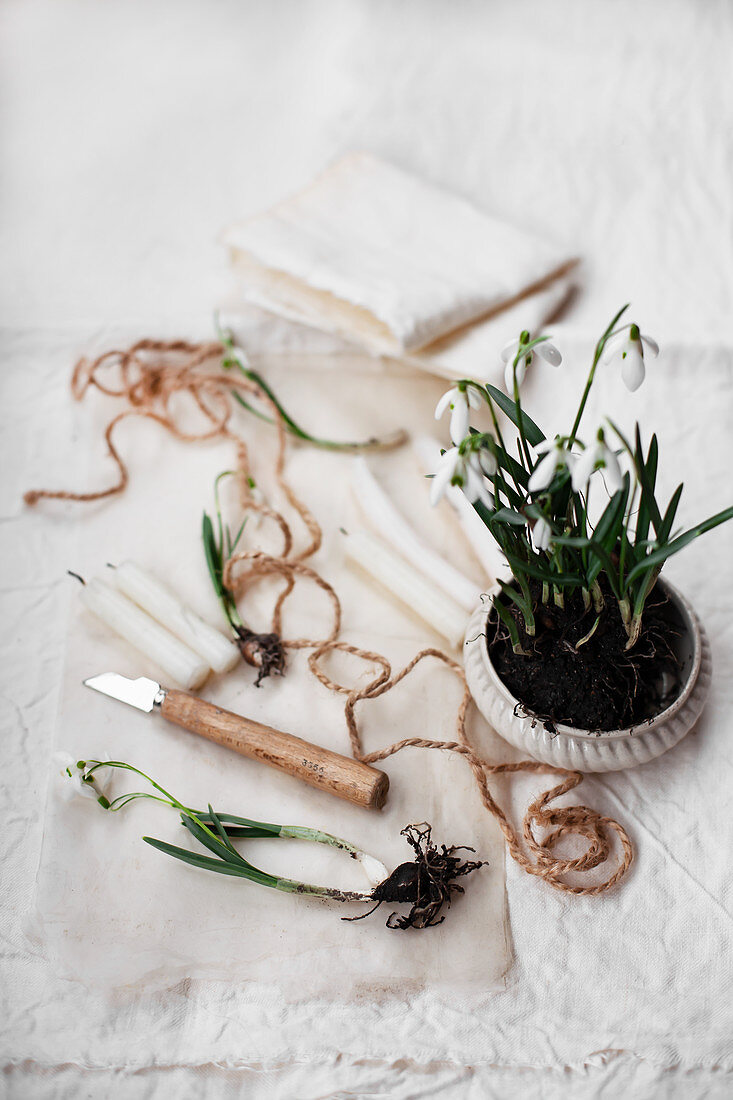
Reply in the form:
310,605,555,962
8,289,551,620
160,690,389,810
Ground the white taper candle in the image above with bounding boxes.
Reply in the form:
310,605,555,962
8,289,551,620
343,529,467,648
113,562,240,674
79,578,210,691
351,456,483,612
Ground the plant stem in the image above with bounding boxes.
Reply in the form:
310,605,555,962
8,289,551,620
85,761,377,902
216,317,406,453
591,580,604,612
512,360,533,469
568,304,629,446
618,597,631,631
574,614,601,650
624,615,643,651
273,878,372,901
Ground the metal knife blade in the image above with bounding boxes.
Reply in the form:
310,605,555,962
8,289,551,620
82,671,389,809
84,672,167,713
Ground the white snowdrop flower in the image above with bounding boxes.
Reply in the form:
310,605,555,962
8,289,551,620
463,453,495,508
501,333,562,393
434,386,482,444
602,324,658,392
54,751,98,803
528,437,573,493
430,448,494,508
571,435,624,495
503,353,528,393
531,515,553,552
449,403,470,446
429,446,462,506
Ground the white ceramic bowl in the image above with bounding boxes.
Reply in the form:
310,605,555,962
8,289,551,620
463,579,711,772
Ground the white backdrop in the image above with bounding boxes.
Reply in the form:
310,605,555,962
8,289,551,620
2,1,733,1097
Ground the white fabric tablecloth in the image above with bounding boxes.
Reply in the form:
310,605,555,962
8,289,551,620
2,1,733,1096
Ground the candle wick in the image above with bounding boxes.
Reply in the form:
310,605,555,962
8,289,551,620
67,570,86,586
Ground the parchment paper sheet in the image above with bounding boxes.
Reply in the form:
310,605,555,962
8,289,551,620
29,349,511,996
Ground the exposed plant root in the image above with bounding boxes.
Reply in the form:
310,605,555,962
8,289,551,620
344,823,485,931
234,625,286,686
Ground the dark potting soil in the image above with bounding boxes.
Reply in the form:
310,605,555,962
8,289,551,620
486,578,687,732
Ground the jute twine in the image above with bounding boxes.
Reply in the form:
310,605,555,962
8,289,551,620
25,338,633,895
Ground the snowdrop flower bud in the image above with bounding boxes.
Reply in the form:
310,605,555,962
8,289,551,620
602,324,658,392
571,432,624,495
501,333,562,393
434,386,482,444
531,515,553,552
528,437,573,493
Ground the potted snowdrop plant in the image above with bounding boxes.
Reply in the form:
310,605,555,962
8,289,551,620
432,307,732,771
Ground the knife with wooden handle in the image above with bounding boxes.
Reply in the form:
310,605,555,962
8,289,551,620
83,672,389,810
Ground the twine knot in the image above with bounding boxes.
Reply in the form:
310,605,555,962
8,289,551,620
128,364,167,405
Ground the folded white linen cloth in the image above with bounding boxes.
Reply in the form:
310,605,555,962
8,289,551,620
222,152,578,371
397,276,573,381
223,274,573,384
